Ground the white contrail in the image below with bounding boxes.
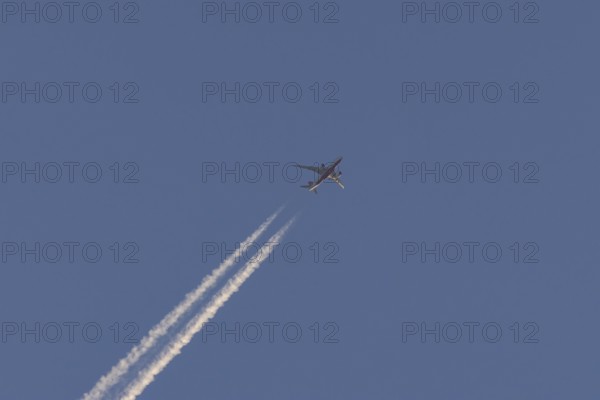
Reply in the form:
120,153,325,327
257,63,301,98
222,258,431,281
119,217,295,400
82,209,282,400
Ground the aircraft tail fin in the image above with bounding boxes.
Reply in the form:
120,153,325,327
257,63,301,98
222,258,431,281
300,182,318,194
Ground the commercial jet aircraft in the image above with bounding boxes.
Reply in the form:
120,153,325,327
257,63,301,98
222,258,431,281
296,157,344,194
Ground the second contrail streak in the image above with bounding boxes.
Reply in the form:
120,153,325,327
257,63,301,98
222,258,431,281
119,217,296,400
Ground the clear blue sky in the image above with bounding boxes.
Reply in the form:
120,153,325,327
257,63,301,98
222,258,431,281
1,1,599,399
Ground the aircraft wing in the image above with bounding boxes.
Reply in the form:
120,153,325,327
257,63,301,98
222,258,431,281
296,164,323,174
329,175,345,189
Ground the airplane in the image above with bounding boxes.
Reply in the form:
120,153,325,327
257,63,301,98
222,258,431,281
296,157,344,194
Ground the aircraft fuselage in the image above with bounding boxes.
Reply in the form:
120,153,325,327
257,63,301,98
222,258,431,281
309,157,343,191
